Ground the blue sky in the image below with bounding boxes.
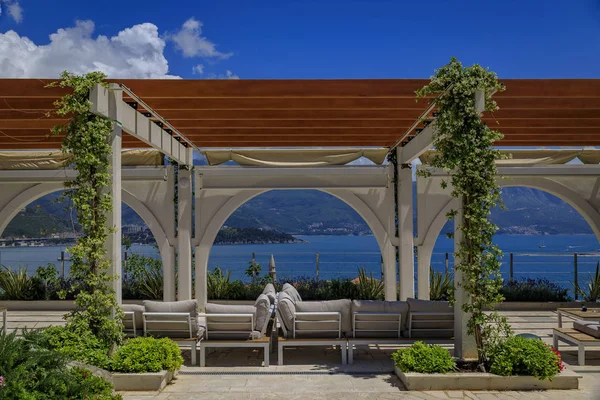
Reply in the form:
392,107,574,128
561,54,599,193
0,0,599,79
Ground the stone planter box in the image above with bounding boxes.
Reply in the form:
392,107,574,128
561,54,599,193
394,366,581,391
112,369,177,392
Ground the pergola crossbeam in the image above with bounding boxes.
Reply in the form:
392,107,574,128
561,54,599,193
90,84,193,165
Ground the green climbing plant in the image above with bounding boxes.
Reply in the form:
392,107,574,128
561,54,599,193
416,58,511,364
48,71,123,350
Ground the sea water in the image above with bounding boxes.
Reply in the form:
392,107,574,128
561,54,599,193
3,234,600,289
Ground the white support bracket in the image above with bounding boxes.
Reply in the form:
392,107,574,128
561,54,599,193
90,84,193,166
399,124,437,164
398,89,486,164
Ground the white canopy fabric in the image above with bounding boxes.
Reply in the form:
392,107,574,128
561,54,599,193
202,148,389,167
0,149,164,170
419,149,600,165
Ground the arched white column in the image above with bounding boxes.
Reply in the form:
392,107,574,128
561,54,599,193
0,183,63,237
416,244,434,300
195,188,392,309
121,191,174,301
417,176,600,302
177,168,193,301
0,182,173,300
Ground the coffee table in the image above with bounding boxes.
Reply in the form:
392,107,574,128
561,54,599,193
557,307,600,328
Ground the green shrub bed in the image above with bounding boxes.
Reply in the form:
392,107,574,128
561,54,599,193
111,337,183,373
501,279,571,302
0,330,122,400
488,336,564,380
392,342,456,374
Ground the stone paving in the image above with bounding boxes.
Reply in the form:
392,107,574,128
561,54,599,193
5,310,600,399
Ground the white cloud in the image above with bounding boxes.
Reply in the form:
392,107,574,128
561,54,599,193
7,1,21,23
0,0,22,23
0,20,179,78
206,70,240,80
192,64,204,75
169,17,232,59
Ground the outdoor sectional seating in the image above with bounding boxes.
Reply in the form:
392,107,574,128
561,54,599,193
198,283,276,367
275,283,454,365
553,320,600,365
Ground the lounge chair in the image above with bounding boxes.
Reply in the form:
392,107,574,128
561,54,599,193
198,292,273,367
554,320,600,365
276,284,349,365
347,298,454,364
142,299,201,365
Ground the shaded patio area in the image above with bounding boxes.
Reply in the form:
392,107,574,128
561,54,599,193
6,310,600,399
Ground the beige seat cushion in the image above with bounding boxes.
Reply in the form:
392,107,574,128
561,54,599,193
143,300,198,338
262,283,277,305
352,300,409,338
574,320,600,339
407,298,453,339
254,294,271,333
122,304,144,331
282,283,302,302
295,299,352,335
277,291,296,335
205,303,257,340
407,298,453,313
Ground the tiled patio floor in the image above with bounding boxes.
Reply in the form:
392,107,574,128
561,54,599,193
5,310,600,399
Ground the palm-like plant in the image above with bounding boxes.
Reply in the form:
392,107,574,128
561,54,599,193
429,267,454,301
139,264,163,300
574,262,600,302
207,267,232,299
356,267,384,300
245,261,261,284
0,266,33,300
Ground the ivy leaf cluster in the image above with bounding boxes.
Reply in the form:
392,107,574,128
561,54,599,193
416,58,511,363
48,71,124,350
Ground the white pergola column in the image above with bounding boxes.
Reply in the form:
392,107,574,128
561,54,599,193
177,168,193,301
397,148,415,300
453,197,477,359
162,245,176,301
106,83,122,304
195,244,209,312
416,244,433,299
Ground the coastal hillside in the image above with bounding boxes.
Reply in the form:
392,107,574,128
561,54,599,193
1,186,593,238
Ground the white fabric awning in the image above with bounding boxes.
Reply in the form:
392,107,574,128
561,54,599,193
202,148,389,167
419,149,600,165
0,149,164,170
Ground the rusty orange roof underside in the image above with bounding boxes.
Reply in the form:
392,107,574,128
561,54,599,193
0,78,599,150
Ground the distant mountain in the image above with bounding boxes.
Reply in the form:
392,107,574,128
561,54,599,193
2,185,593,239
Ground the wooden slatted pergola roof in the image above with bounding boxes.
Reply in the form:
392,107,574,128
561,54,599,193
0,78,599,149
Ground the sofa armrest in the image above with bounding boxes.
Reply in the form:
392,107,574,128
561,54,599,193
293,311,341,339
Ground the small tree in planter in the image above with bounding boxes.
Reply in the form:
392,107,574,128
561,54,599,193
417,58,511,366
49,72,123,351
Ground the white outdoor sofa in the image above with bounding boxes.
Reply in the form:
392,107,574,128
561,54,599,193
140,299,201,366
198,283,276,367
553,320,600,366
348,298,454,364
275,283,454,365
276,284,349,365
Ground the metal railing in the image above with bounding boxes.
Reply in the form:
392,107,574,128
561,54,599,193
431,251,600,299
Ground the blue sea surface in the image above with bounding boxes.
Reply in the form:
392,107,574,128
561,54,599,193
3,234,599,291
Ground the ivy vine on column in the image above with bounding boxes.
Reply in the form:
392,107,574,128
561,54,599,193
416,58,511,364
49,71,123,349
